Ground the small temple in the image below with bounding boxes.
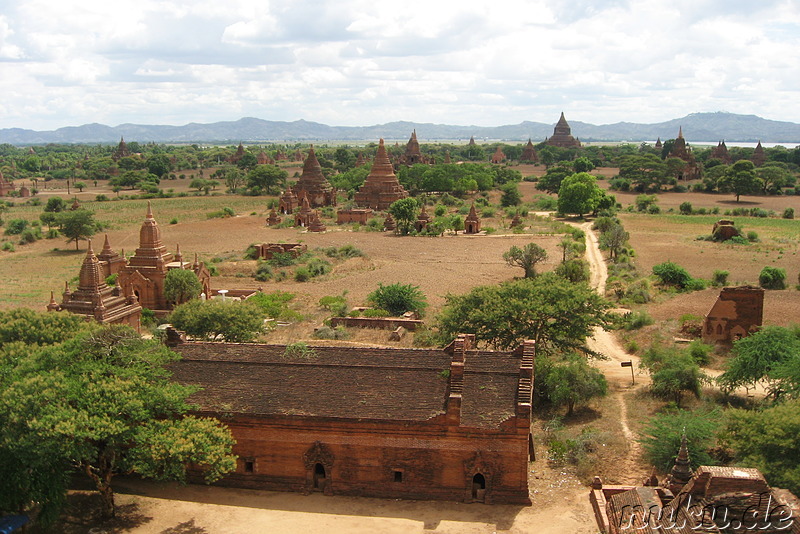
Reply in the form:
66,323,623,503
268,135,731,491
289,145,336,207
48,241,142,331
490,146,507,164
354,139,409,210
229,142,246,164
546,112,581,149
654,137,662,149
520,140,538,163
399,130,429,165
752,141,766,167
702,285,764,345
710,140,731,164
667,127,702,180
112,137,132,161
464,204,481,234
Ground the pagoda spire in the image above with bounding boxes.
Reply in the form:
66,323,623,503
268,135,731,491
666,432,693,492
175,243,183,264
678,126,684,138
77,240,106,292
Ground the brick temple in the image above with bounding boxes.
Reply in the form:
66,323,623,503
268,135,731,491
702,286,764,345
710,140,731,164
169,333,535,504
668,127,702,180
290,145,336,207
520,139,538,162
0,170,16,197
545,112,581,148
354,139,409,210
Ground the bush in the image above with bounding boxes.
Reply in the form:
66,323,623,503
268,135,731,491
254,262,273,281
313,325,350,340
319,294,348,316
684,278,707,291
624,278,652,304
362,308,390,318
652,261,692,288
18,227,42,244
688,340,713,365
555,259,590,283
294,267,311,282
759,266,787,290
679,201,692,215
4,218,28,235
367,282,428,317
646,204,661,214
620,310,654,330
249,291,301,321
639,409,722,471
2,241,15,252
244,244,260,260
267,251,297,267
95,194,109,202
746,231,759,242
711,270,729,287
169,218,178,224
783,207,794,219
282,342,317,359
305,258,331,277
434,205,446,217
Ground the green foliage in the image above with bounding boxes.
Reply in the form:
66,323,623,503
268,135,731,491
711,270,729,287
247,164,287,194
679,201,693,215
319,294,348,317
634,194,658,212
639,409,722,471
652,261,692,288
759,266,786,289
0,308,89,346
545,353,608,415
436,273,613,352
718,326,800,397
722,399,800,494
4,218,28,235
362,308,390,318
313,325,350,340
720,159,759,202
499,182,522,207
557,172,603,217
783,207,794,219
320,244,364,259
598,223,629,261
18,226,42,244
619,310,654,330
687,340,713,365
555,258,590,283
388,197,419,235
367,282,428,317
168,299,266,342
248,291,301,321
282,342,317,359
254,261,272,281
641,344,708,405
502,242,548,278
56,209,97,250
268,251,298,267
163,268,203,305
0,325,235,521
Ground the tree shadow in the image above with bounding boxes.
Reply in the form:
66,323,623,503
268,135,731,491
28,492,152,534
717,199,762,206
160,519,209,534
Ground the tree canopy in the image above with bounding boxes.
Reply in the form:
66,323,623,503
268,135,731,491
57,209,98,250
0,321,236,522
164,269,203,305
544,353,607,415
367,282,428,317
168,299,267,342
387,197,419,235
435,273,614,352
503,242,548,278
557,172,603,217
247,164,287,195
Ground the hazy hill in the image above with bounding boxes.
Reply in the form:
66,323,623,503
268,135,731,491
1,112,799,145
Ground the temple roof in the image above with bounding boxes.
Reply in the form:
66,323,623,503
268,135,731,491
293,145,332,193
128,201,171,267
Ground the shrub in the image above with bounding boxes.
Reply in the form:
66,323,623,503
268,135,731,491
18,227,42,244
759,266,786,290
282,342,316,359
635,194,658,212
319,294,348,316
267,251,297,267
712,270,729,287
244,244,260,260
783,207,795,219
679,201,692,215
746,231,759,242
294,267,311,282
639,409,722,471
652,261,692,288
305,258,331,277
169,218,178,224
684,278,707,291
434,205,446,217
4,218,28,235
646,204,661,214
481,207,496,218
313,325,350,340
624,278,652,304
621,310,654,330
95,194,109,202
2,241,15,252
249,291,301,321
367,282,428,317
729,235,749,245
362,308,390,318
254,262,273,281
688,340,713,365
555,259,590,283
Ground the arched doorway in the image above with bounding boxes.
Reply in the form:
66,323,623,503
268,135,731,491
313,463,327,491
472,473,486,502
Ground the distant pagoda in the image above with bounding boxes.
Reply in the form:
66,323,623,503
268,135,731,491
546,112,581,148
354,139,409,210
290,145,336,207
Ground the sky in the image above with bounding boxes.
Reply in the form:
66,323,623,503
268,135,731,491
0,0,798,131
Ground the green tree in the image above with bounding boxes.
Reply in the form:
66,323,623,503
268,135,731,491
554,258,590,283
44,196,67,213
0,325,236,521
168,299,267,342
757,165,794,194
535,163,573,194
545,353,607,415
720,159,759,202
759,266,787,290
557,173,602,217
718,326,800,397
641,346,707,406
436,273,613,352
74,181,87,192
367,282,428,317
57,209,97,250
236,151,258,171
388,197,419,235
247,164,287,195
146,154,173,178
598,224,629,261
502,242,548,278
652,261,692,288
722,400,800,494
499,182,522,207
164,269,203,305
572,157,595,173
618,154,668,192
639,409,721,471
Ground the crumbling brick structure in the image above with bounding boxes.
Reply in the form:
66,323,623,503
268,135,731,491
491,146,506,164
712,219,740,241
668,127,702,180
464,204,481,234
254,243,307,260
703,285,764,345
520,139,538,163
337,208,373,224
168,334,535,505
0,171,16,197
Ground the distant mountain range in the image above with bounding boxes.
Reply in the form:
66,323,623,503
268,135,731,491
2,112,799,145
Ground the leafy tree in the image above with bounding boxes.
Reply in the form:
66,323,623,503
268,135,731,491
720,159,759,202
164,269,203,305
639,409,722,471
502,242,548,278
247,164,287,195
367,282,428,317
0,325,236,521
388,197,419,235
330,165,370,192
545,353,607,415
722,400,800,494
499,182,522,207
44,196,67,213
652,261,692,288
572,157,595,173
146,154,173,178
74,181,87,192
0,308,88,346
557,237,585,263
759,266,786,290
168,299,267,342
236,151,258,171
57,209,97,250
718,326,800,397
557,172,602,217
641,346,707,406
436,273,613,352
757,165,794,194
555,258,590,283
333,147,356,172
598,224,629,261
535,163,573,194
618,154,668,192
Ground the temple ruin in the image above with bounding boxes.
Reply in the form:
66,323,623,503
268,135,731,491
711,140,732,164
546,112,582,149
0,171,16,197
290,145,336,207
112,137,131,161
520,140,538,163
703,285,764,345
667,127,702,180
752,141,766,167
491,146,506,164
464,204,482,234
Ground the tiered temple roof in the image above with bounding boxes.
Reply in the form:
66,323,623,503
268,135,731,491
290,145,336,207
464,204,481,234
112,137,131,161
354,139,409,210
520,140,538,162
546,112,581,148
752,141,766,167
710,140,731,164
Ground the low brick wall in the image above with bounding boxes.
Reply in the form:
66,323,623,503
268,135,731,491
330,317,423,331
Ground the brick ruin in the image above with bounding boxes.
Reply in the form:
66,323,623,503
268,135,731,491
753,140,766,167
266,208,281,226
290,145,336,208
703,285,764,345
168,333,535,504
414,204,431,233
711,140,732,164
336,208,373,224
590,438,799,534
112,137,131,161
712,219,741,241
254,243,307,260
354,139,409,210
491,146,506,164
668,127,702,180
47,240,142,331
520,139,538,163
545,112,581,149
399,130,430,165
0,170,16,197
278,189,299,214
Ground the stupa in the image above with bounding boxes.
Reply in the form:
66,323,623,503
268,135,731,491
290,145,336,207
520,140,538,162
752,141,766,167
491,146,506,164
545,112,581,148
464,204,481,234
354,139,409,210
